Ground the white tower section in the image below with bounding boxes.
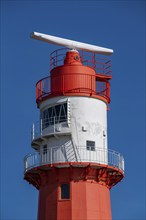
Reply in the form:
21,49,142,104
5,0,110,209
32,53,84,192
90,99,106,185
36,95,108,165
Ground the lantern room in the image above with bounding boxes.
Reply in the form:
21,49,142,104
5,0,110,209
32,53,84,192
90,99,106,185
36,48,112,106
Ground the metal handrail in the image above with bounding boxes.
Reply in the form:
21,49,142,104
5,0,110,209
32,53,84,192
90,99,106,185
50,48,112,74
36,73,110,103
24,146,124,173
31,116,69,140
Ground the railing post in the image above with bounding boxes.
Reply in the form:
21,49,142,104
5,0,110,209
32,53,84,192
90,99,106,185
56,50,57,67
50,53,52,70
54,117,55,134
122,156,124,171
92,52,95,69
51,147,52,164
40,119,42,136
62,74,64,93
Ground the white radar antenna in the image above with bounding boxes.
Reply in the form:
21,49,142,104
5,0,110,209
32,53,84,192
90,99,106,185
31,32,113,55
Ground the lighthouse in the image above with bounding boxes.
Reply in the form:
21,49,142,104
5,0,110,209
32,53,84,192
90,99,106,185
24,32,124,220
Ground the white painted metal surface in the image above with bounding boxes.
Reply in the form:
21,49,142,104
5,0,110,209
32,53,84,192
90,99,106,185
31,32,113,55
69,96,107,150
39,96,107,147
32,96,108,164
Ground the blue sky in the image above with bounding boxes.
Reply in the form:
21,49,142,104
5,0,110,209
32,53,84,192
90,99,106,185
1,1,145,220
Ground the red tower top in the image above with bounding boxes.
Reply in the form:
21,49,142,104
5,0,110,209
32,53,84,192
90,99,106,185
36,48,112,106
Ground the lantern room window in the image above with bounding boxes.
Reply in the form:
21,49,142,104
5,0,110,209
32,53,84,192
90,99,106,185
42,103,67,129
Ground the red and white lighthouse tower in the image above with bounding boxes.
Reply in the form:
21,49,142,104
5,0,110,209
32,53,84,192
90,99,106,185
24,32,124,220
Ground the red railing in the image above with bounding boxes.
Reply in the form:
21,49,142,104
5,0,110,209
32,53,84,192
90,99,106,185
50,48,112,75
36,74,110,104
36,49,112,104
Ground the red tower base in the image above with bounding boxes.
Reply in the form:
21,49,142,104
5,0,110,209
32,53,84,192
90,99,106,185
24,163,124,220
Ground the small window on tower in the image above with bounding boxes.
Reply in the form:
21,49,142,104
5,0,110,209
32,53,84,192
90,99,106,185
60,183,70,199
86,140,95,151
